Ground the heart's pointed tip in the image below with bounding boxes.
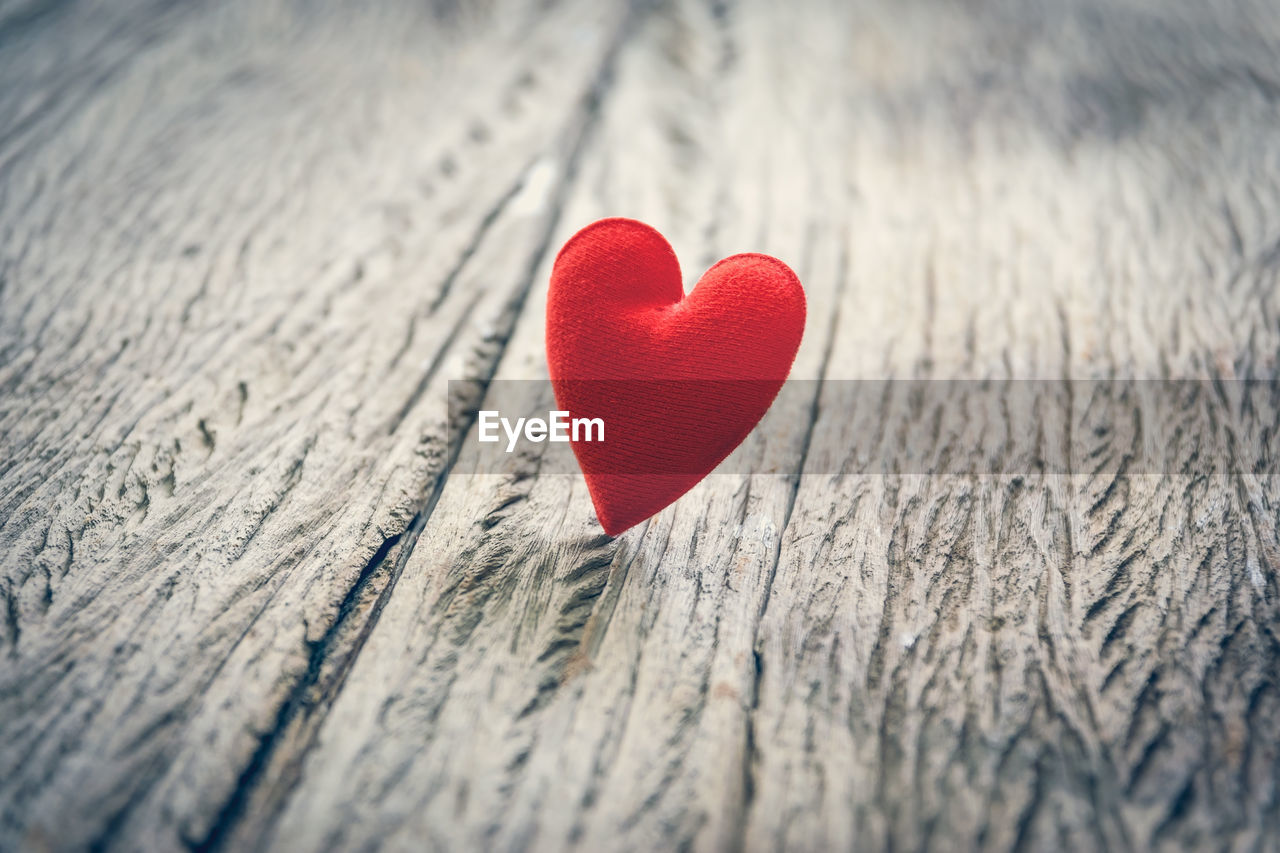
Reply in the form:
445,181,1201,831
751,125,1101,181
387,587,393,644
591,497,634,537
594,510,631,538
587,484,647,537
598,519,627,537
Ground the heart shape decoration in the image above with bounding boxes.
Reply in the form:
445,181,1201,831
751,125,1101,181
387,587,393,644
547,218,805,535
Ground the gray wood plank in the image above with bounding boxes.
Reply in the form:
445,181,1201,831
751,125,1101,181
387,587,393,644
0,0,631,848
267,0,1280,851
747,2,1280,846
267,1,854,847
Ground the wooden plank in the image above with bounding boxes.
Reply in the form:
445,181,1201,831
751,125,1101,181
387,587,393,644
748,0,1280,848
268,0,1280,851
262,0,864,849
0,0,631,848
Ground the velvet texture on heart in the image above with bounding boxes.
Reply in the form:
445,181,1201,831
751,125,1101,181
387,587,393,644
546,218,805,535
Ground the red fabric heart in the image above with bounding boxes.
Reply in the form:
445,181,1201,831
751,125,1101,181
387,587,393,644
546,218,806,535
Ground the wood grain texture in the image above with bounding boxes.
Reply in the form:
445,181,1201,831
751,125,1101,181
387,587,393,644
0,0,630,848
2,0,1279,851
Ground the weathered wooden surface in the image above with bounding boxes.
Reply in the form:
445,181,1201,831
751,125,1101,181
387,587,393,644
2,0,1278,850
